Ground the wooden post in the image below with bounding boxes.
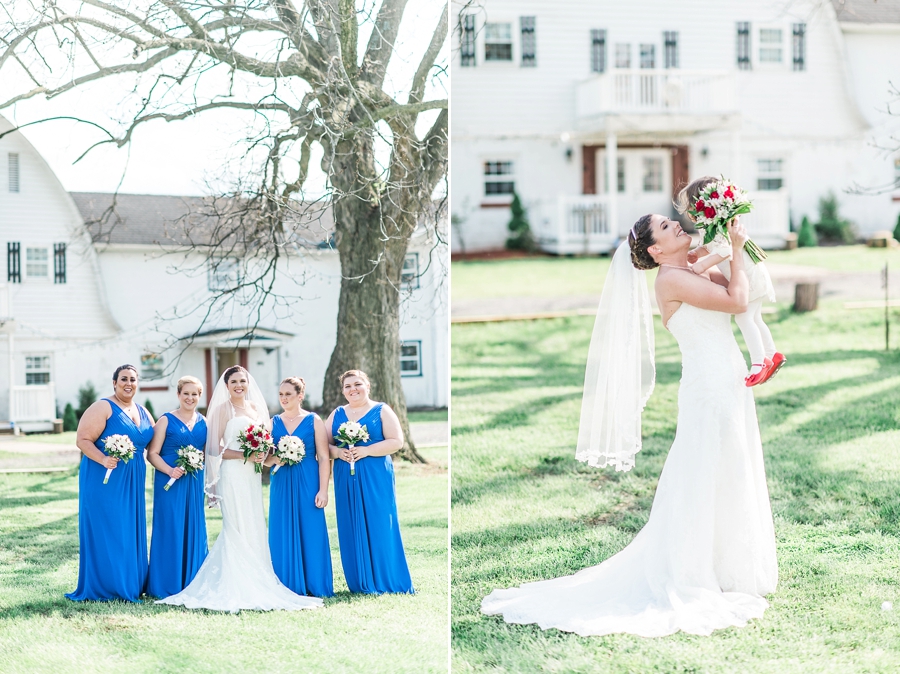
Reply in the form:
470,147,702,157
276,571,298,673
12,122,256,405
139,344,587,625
794,283,819,312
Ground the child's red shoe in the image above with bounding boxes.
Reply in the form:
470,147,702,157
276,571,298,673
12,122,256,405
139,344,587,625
745,358,773,387
759,352,786,384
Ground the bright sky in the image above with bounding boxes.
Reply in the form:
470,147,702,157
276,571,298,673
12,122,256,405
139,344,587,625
5,1,447,197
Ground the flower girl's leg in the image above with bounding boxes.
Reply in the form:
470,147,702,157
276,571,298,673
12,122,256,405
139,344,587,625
754,304,777,359
735,300,766,374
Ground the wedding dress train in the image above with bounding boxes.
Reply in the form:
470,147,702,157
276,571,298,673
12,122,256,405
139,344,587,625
481,303,777,637
158,416,323,612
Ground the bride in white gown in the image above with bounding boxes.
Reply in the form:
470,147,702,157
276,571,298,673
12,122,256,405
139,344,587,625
481,216,777,637
158,366,322,612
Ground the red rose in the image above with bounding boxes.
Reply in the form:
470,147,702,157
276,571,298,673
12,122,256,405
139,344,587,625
724,189,734,199
250,437,259,447
695,200,705,210
710,191,719,199
704,207,716,218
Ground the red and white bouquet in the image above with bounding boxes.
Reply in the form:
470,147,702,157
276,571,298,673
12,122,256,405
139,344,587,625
271,435,306,475
165,444,204,491
335,421,370,476
687,178,768,264
102,434,136,484
238,424,274,474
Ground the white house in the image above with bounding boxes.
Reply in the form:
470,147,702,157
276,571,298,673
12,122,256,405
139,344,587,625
451,0,900,254
0,116,448,431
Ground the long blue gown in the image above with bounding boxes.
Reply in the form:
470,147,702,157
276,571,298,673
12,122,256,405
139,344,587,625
66,399,154,602
269,414,334,597
331,403,414,594
147,413,209,598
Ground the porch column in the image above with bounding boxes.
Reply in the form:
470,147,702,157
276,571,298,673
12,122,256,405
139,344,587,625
731,131,742,184
606,131,618,237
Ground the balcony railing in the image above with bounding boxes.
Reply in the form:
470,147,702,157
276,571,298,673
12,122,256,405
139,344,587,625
576,69,736,118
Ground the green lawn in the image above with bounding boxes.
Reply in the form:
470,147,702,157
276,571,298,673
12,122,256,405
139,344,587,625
409,409,450,424
451,245,898,300
452,307,900,673
0,447,448,674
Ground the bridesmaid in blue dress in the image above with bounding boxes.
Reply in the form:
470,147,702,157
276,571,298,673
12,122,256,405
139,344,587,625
327,369,414,594
146,376,209,598
66,364,154,602
265,376,334,597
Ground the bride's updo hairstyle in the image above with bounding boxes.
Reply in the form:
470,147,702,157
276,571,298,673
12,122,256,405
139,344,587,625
628,215,658,271
674,176,716,216
223,365,248,384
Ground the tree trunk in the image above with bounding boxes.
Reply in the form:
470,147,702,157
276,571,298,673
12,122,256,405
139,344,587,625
323,191,426,464
793,283,819,312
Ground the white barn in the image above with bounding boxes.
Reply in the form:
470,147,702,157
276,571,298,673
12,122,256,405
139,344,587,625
0,116,448,431
451,0,900,254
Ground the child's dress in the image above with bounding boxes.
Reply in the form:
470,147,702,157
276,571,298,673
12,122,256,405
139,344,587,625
706,233,776,303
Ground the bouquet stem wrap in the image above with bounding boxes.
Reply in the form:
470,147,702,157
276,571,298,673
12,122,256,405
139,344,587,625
102,434,136,484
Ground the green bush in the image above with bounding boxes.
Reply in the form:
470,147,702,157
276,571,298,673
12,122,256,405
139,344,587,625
62,403,78,432
144,399,156,419
893,212,900,243
798,215,818,247
505,193,536,251
76,382,97,419
814,192,855,244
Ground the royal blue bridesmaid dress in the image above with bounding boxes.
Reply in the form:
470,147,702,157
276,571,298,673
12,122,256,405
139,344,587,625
147,413,209,598
269,414,334,597
331,403,414,594
66,399,154,602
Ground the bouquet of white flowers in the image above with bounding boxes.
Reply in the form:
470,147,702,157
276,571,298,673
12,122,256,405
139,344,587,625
238,424,274,474
271,435,306,475
335,420,370,476
102,434,136,484
687,177,768,264
165,444,205,491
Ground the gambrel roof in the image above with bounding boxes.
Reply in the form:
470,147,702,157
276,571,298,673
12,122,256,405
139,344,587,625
832,0,900,24
70,192,335,248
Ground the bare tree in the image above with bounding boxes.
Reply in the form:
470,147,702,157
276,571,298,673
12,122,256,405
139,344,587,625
0,0,449,462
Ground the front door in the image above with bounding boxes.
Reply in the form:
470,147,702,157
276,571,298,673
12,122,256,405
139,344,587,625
597,148,673,235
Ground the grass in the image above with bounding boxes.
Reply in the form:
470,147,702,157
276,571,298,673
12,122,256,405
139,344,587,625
451,305,900,673
451,245,898,300
409,409,450,424
0,446,448,674
16,432,77,445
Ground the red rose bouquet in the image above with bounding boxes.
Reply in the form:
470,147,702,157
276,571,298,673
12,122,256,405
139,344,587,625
687,178,768,264
238,424,274,474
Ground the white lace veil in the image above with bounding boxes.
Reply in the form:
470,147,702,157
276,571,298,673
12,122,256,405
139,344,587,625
204,367,271,507
575,240,656,472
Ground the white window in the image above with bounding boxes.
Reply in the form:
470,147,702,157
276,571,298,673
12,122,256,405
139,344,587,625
757,159,784,190
642,157,663,192
485,23,513,61
8,153,19,193
640,44,655,69
400,341,422,377
401,253,420,289
615,43,631,68
141,353,164,381
25,247,49,278
759,28,783,63
601,157,626,194
208,258,241,291
25,355,51,385
483,160,515,197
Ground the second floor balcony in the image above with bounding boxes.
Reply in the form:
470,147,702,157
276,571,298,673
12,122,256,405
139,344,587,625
575,69,739,134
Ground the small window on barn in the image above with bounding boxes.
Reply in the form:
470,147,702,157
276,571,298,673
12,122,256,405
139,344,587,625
483,161,515,197
401,252,420,290
208,258,241,291
400,341,422,377
485,22,513,62
8,153,19,193
757,159,784,190
759,28,783,64
615,43,631,69
25,355,51,385
141,353,164,381
25,247,49,279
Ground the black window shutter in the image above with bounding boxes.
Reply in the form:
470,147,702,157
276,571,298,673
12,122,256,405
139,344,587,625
664,31,679,68
591,29,607,73
461,14,476,67
7,242,20,283
521,17,536,67
792,23,806,71
54,243,66,283
737,22,751,70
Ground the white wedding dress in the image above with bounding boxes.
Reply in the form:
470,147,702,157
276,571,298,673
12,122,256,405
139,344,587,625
481,303,778,637
158,416,323,612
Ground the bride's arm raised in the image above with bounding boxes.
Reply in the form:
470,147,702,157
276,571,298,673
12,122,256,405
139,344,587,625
658,220,750,315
